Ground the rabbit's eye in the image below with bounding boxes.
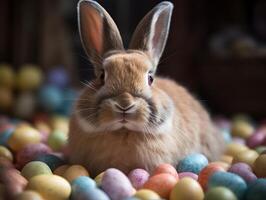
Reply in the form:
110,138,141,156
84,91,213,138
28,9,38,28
99,70,105,84
148,73,154,86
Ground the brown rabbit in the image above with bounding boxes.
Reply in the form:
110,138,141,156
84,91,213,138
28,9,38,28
68,0,225,177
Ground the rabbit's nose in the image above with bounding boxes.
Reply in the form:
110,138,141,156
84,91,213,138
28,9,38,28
114,103,135,112
114,92,136,112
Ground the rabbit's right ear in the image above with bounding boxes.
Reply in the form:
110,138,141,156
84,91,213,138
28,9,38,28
78,0,124,72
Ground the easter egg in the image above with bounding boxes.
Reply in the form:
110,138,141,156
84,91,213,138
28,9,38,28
232,149,259,167
225,143,248,157
59,88,77,116
15,143,52,169
15,190,44,200
143,173,178,199
16,65,43,91
198,163,225,191
170,177,204,200
51,115,69,133
47,67,69,88
8,126,41,152
74,188,110,200
101,168,134,200
95,172,105,186
38,85,63,112
228,162,257,183
27,174,71,200
54,165,70,176
220,155,233,164
208,171,247,199
0,87,13,110
0,64,15,88
179,172,198,180
204,187,237,200
255,146,266,154
63,165,89,182
221,129,232,143
253,154,266,177
133,189,161,200
177,153,208,174
247,130,266,148
0,127,14,146
14,92,36,119
128,168,150,189
71,176,97,199
231,120,254,139
245,179,266,200
0,145,13,161
48,130,68,151
34,154,65,171
21,161,52,180
232,137,246,145
152,163,178,179
0,157,13,168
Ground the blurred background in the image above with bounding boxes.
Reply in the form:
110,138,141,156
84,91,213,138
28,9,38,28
0,0,266,119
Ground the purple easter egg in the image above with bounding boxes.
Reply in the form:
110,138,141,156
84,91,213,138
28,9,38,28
247,130,266,148
228,163,257,183
128,168,150,189
179,172,198,180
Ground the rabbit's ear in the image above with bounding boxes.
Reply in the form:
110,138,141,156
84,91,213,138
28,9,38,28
129,1,173,68
78,0,124,70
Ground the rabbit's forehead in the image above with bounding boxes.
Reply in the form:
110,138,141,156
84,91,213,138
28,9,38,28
103,52,152,73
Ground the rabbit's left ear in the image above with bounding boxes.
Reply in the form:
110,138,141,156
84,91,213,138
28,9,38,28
129,1,173,68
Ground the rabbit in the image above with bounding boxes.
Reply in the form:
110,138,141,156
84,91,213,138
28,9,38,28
68,0,225,177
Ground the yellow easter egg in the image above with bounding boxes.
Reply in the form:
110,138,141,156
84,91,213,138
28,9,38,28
15,190,44,200
225,143,248,158
95,172,105,186
0,64,15,88
170,177,204,200
63,165,89,182
21,161,52,180
0,145,13,161
232,149,259,168
27,174,71,200
8,126,41,151
134,189,161,200
231,120,254,139
221,155,233,164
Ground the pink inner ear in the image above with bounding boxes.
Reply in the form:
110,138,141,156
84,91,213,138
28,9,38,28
80,5,103,55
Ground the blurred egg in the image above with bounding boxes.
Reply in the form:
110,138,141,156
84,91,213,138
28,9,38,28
208,171,247,199
0,126,14,146
133,189,160,200
101,168,134,200
152,163,178,179
63,165,89,182
0,157,13,168
34,122,51,142
34,154,65,171
15,190,44,200
204,186,237,200
54,165,70,176
48,130,68,151
143,173,177,199
253,154,266,177
27,174,71,200
232,149,259,167
231,120,254,139
255,146,266,154
128,168,150,189
0,87,13,111
47,67,69,88
71,176,96,199
177,153,208,174
14,92,36,119
51,115,69,133
8,126,41,151
38,85,63,112
225,143,248,157
16,65,43,91
58,88,77,116
21,161,52,180
0,145,13,161
15,143,52,169
245,178,266,200
197,163,225,191
95,171,105,186
179,172,198,180
170,177,204,200
0,64,15,88
247,130,266,148
221,129,232,143
228,162,257,183
220,155,233,164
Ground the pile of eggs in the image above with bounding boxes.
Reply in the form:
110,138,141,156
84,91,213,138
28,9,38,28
0,115,266,200
0,63,77,118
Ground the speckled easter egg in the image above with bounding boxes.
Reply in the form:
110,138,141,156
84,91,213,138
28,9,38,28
204,187,237,200
71,176,97,199
101,168,134,200
170,177,204,200
208,171,247,199
16,143,52,169
0,145,13,161
228,162,257,183
253,154,266,177
128,168,150,189
225,143,248,157
8,126,41,152
143,173,178,199
179,172,198,180
21,161,52,180
133,189,161,200
34,154,65,171
27,174,71,200
177,153,208,174
63,165,89,182
245,179,266,200
152,163,179,179
232,149,259,167
15,190,44,200
74,188,110,200
198,163,225,191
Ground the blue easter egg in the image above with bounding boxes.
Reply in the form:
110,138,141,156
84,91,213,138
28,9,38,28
71,176,97,199
221,129,232,143
245,179,266,200
208,171,247,199
74,188,110,200
177,153,208,174
47,67,69,88
0,127,14,146
34,154,65,171
38,85,63,112
58,88,77,116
